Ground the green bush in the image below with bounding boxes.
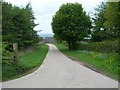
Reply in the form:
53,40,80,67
2,63,29,81
2,42,13,59
1,42,14,65
79,41,118,53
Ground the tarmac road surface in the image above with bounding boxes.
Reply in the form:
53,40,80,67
2,44,118,88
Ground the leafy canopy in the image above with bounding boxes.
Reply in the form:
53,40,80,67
2,2,39,49
91,2,108,42
51,3,91,50
104,2,120,38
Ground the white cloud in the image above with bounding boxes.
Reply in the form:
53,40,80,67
4,0,105,34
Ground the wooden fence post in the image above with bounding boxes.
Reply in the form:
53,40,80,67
13,43,19,64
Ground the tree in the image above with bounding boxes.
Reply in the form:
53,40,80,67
104,2,120,38
51,3,91,50
91,2,108,42
0,1,2,40
0,1,2,32
2,2,39,49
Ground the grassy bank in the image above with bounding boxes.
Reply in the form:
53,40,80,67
2,44,49,81
54,43,119,81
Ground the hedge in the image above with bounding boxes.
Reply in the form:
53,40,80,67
79,41,118,53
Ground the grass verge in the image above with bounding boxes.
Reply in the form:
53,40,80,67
2,44,49,82
54,43,119,81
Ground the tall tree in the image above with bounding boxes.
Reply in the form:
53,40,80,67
91,2,108,42
2,2,39,49
51,3,91,50
104,2,120,38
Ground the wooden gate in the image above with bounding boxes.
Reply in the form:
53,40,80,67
1,43,19,64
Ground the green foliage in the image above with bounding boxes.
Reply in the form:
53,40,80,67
2,63,29,81
91,31,108,42
92,2,119,42
1,42,14,64
79,41,118,53
2,45,49,81
51,3,92,50
91,2,108,42
2,2,39,49
2,42,13,59
0,1,1,30
104,2,120,38
1,60,11,65
20,45,49,68
54,43,119,81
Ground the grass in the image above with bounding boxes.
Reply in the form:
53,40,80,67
54,43,119,81
2,44,49,82
20,45,49,68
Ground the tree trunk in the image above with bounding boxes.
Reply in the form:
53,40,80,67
68,41,78,50
68,41,71,50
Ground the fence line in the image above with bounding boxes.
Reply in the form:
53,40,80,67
1,43,19,64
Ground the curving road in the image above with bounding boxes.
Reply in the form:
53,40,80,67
2,44,118,88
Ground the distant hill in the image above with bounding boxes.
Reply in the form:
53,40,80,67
39,33,54,37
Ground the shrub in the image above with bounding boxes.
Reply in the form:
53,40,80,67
79,41,118,53
2,63,29,81
2,42,13,59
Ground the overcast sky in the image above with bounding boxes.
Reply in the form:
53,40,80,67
4,0,105,35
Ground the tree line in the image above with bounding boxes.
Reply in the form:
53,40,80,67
51,2,119,50
2,2,39,49
92,2,120,42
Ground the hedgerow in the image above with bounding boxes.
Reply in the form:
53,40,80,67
79,41,118,53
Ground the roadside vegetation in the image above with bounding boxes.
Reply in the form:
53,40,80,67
2,44,49,82
1,2,49,82
52,2,119,81
2,2,39,49
1,0,119,83
51,3,92,50
54,43,119,81
79,40,118,53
